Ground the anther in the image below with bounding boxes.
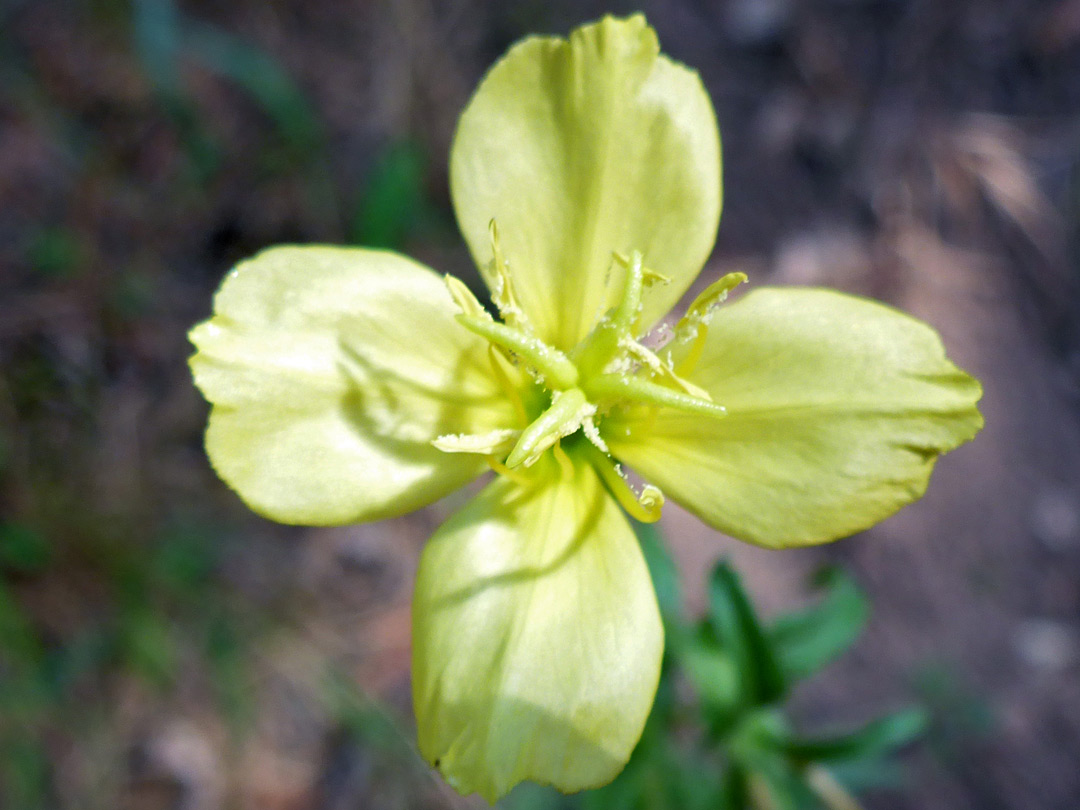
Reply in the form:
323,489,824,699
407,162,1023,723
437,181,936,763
622,338,711,399
444,275,490,320
486,220,529,330
583,374,727,420
487,346,528,426
673,272,747,376
456,315,579,390
573,250,649,378
583,443,664,523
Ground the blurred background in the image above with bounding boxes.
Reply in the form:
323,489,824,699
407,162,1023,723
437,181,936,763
2,0,1079,807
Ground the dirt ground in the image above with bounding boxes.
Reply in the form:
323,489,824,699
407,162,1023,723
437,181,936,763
2,0,1079,808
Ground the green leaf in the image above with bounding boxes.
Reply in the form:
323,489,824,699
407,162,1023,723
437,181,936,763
184,21,321,154
718,765,749,810
727,720,819,810
26,227,84,279
747,755,820,810
0,581,42,664
150,518,218,594
205,616,254,728
769,567,869,680
500,781,566,810
121,608,176,688
826,758,907,792
132,0,182,97
352,141,427,249
580,728,723,810
0,523,50,575
681,638,741,718
784,707,927,763
707,562,786,706
0,737,50,810
131,0,220,178
913,665,996,748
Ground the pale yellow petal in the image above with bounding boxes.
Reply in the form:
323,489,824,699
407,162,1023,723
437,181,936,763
412,453,663,801
189,246,521,525
606,288,983,547
451,14,722,349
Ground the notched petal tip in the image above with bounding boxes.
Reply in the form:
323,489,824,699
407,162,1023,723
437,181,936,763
572,12,658,62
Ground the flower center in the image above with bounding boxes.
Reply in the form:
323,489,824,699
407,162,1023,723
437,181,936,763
438,224,745,521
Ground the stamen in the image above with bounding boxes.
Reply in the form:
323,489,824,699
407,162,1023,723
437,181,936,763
622,338,712,399
456,315,579,390
677,272,750,331
674,330,707,379
583,374,727,420
611,250,646,334
552,440,575,481
486,455,534,486
444,275,490,320
613,252,670,288
621,337,665,375
573,250,647,378
673,272,748,376
613,251,670,335
572,313,620,380
487,220,530,330
488,346,528,426
505,387,593,468
583,444,663,523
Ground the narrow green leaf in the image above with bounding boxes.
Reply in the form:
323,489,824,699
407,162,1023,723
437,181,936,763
826,758,908,792
184,22,321,153
681,639,741,717
352,141,427,249
0,581,42,663
769,567,869,680
26,227,84,279
132,0,181,96
718,765,748,810
121,608,176,688
0,523,50,574
707,562,786,705
784,707,927,763
130,0,222,178
745,754,819,810
0,737,50,809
